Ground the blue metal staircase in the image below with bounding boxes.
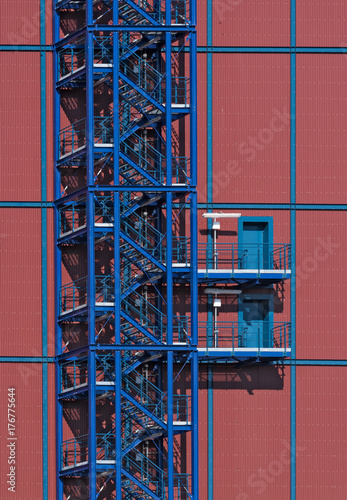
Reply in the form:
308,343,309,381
54,1,198,498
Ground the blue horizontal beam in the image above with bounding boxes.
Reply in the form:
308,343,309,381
198,359,347,366
4,45,347,54
86,25,195,33
0,357,54,362
1,355,345,366
198,270,291,280
284,359,347,366
0,201,54,207
193,47,347,54
0,45,52,51
196,203,347,210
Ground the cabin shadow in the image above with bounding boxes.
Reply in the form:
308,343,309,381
199,363,285,394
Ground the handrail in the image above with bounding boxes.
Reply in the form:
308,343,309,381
58,116,113,158
197,242,291,271
119,0,191,26
122,291,190,343
60,357,88,392
198,320,291,350
59,275,114,314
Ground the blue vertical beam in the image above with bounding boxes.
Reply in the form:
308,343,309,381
290,1,296,499
207,0,213,211
86,31,94,187
191,350,199,500
86,16,95,342
113,7,122,497
40,0,48,498
88,349,97,500
115,350,122,500
167,350,174,500
87,189,96,345
165,31,173,191
190,18,199,498
166,193,174,500
165,3,174,497
207,364,213,497
113,29,120,350
206,0,214,497
86,2,96,498
53,3,64,498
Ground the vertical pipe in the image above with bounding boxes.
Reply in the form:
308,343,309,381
166,190,174,500
290,1,296,498
87,189,96,347
164,18,174,499
191,0,197,25
190,17,199,499
86,29,94,187
53,3,63,499
88,349,97,500
167,350,174,500
164,5,175,498
113,7,122,498
191,351,199,500
165,32,172,185
115,350,122,500
206,0,213,492
86,2,96,497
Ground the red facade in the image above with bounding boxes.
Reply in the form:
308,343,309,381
0,364,43,500
0,52,42,201
212,54,291,204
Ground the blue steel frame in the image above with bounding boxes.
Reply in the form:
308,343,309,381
54,1,198,499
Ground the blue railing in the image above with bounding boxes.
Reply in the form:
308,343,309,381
59,195,113,237
119,38,189,105
94,35,113,65
120,132,190,183
57,43,85,79
58,116,113,158
59,276,87,314
57,34,113,81
172,76,190,105
198,242,291,272
61,432,116,469
96,352,116,383
123,449,191,499
59,202,86,236
60,358,88,392
199,321,291,351
60,275,114,314
61,434,89,469
123,369,190,422
56,35,190,108
94,193,114,224
119,0,190,25
58,118,86,158
122,291,191,343
58,117,190,182
61,432,192,498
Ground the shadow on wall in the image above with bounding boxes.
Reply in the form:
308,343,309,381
199,229,238,238
200,364,285,394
